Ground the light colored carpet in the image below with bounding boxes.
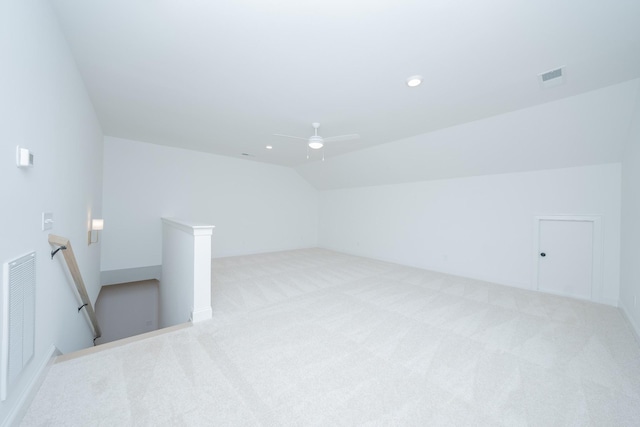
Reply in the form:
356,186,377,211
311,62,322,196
22,249,640,426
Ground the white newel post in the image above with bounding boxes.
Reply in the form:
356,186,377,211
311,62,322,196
161,218,215,327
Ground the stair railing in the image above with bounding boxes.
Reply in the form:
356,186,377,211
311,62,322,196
48,234,102,342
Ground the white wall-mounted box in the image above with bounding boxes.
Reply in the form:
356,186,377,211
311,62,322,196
16,146,34,168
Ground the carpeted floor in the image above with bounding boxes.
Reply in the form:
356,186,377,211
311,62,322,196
22,248,640,426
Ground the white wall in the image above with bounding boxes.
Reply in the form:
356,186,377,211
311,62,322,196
101,136,318,273
0,0,103,424
320,164,621,305
94,280,158,345
620,83,640,337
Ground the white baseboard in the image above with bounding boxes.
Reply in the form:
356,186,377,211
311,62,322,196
619,303,640,346
318,245,621,308
2,345,59,427
318,245,531,290
599,296,620,307
100,265,161,286
191,307,213,323
212,245,316,260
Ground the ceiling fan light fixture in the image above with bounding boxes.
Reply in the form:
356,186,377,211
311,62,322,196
274,122,358,154
308,135,324,149
406,75,423,87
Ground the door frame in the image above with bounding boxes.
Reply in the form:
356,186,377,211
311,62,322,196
532,215,603,301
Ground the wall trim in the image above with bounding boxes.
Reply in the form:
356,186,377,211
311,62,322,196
191,307,213,323
317,245,531,291
600,296,620,307
619,302,640,347
2,345,59,427
317,245,618,307
101,265,161,286
212,245,317,260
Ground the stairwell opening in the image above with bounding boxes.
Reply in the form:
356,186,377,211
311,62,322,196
94,279,159,345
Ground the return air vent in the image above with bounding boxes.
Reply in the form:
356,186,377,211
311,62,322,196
539,66,565,88
1,252,36,401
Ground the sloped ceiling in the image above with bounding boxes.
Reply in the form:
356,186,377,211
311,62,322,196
296,80,640,190
51,0,640,175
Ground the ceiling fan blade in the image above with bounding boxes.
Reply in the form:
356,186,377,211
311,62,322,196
323,134,360,142
273,133,308,141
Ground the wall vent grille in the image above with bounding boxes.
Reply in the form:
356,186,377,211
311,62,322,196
1,252,36,401
539,66,565,88
541,68,562,81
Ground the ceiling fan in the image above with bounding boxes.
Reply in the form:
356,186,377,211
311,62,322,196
274,122,360,151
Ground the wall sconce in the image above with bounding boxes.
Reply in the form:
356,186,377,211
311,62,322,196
88,219,104,245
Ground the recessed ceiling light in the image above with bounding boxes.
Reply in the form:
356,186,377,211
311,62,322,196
265,145,273,150
406,75,423,87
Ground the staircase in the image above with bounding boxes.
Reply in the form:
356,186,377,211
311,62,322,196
94,279,160,346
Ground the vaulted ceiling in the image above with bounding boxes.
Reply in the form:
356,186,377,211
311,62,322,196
52,0,640,171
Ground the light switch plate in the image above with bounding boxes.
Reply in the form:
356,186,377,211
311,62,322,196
42,212,53,231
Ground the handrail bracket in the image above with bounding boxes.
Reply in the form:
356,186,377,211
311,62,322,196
51,245,67,259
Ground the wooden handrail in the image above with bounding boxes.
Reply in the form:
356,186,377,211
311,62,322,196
48,234,102,340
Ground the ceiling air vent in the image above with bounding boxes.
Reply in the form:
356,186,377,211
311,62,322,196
539,66,565,89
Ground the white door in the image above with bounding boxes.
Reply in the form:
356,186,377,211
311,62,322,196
537,219,593,300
